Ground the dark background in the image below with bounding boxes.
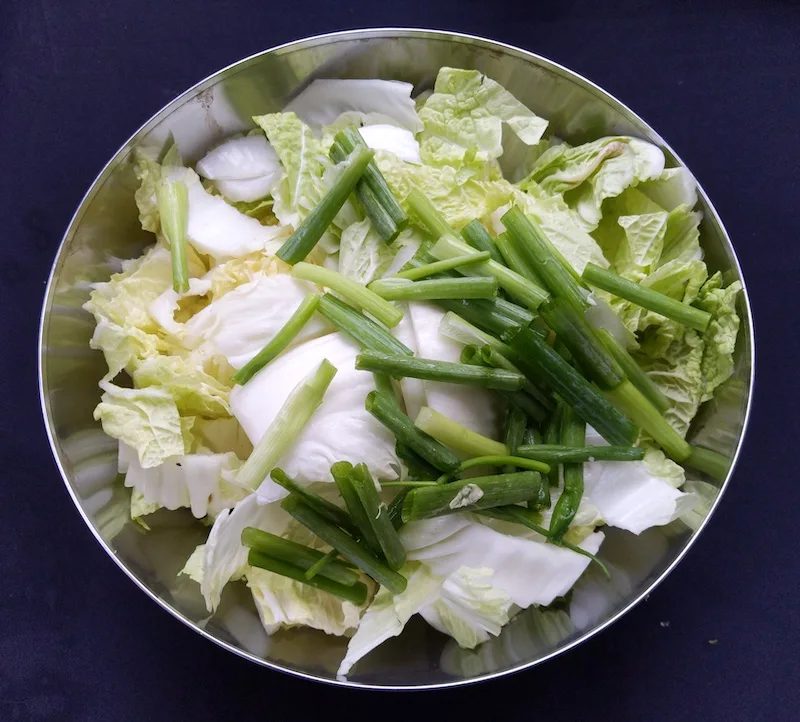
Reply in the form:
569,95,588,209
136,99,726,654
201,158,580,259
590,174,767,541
2,0,799,719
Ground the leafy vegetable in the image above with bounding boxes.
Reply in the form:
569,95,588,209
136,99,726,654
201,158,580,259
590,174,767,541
230,332,399,496
196,135,283,202
419,567,511,649
93,382,187,468
417,67,548,166
284,79,423,133
337,562,442,678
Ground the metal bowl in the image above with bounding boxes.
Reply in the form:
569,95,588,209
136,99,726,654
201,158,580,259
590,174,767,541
38,28,754,689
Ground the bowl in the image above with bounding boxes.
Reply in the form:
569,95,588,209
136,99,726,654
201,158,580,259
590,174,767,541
38,28,754,689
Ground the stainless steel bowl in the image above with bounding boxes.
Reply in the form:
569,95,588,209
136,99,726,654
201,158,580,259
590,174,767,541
38,28,754,689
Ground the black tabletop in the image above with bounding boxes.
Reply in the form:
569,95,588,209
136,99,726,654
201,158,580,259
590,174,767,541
2,0,799,719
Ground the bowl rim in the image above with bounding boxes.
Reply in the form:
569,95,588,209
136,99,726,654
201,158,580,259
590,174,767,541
38,27,756,691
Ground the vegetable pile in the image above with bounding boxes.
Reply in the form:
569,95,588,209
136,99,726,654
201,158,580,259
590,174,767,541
85,68,742,678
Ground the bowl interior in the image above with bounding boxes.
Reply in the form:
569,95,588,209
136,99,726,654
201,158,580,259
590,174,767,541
39,30,753,688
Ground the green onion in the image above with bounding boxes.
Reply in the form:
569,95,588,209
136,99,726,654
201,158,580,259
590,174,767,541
356,350,525,391
523,427,543,446
304,549,339,581
430,235,549,311
504,326,639,447
281,495,407,595
459,345,549,423
232,295,320,385
393,252,491,280
538,296,626,391
446,454,550,477
477,507,610,578
334,127,408,236
291,263,403,328
543,402,563,487
604,380,691,461
583,263,712,332
241,527,359,586
548,405,586,539
406,188,454,239
395,441,441,481
494,231,545,288
317,293,411,356
277,147,374,264
474,345,552,415
436,297,534,337
515,444,645,463
460,219,505,264
387,489,410,530
684,445,731,481
368,276,499,301
596,329,670,414
372,371,397,404
503,407,528,473
502,206,587,313
270,468,359,536
351,464,407,570
330,461,383,554
236,360,337,490
401,471,546,522
156,180,190,293
414,406,508,457
248,550,369,604
330,139,404,243
365,391,461,473
438,312,518,360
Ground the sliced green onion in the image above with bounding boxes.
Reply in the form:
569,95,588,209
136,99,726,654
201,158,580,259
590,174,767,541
430,235,549,311
503,407,528,473
604,380,691,461
236,359,337,490
277,147,374,264
548,405,586,539
543,402,564,487
494,231,545,288
515,444,645,463
247,550,368,604
406,188,454,239
351,464,406,570
330,139,403,243
684,445,731,481
304,549,339,581
502,206,587,313
596,329,670,414
460,219,505,264
583,263,712,332
232,295,320,385
401,471,545,522
241,527,359,586
291,263,403,328
330,461,383,554
414,407,508,457
368,276,499,301
365,391,461,473
439,312,518,360
393,252,491,281
334,127,408,236
356,351,525,391
447,454,550,477
317,293,411,356
538,296,626,391
270,468,359,536
504,326,639,447
436,297,534,337
156,179,190,293
281,495,407,595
